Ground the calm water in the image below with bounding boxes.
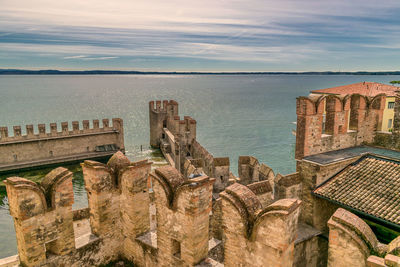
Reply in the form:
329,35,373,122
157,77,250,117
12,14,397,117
1,74,399,257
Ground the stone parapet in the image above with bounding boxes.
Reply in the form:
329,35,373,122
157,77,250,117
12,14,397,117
151,165,215,266
221,183,301,267
0,119,122,143
0,118,125,171
4,168,75,267
295,93,387,159
327,208,385,267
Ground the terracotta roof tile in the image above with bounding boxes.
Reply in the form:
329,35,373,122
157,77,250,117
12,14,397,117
311,82,400,97
313,155,400,226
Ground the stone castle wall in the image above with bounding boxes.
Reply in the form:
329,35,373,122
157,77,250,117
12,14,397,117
4,152,306,267
3,93,400,267
295,93,391,159
0,118,124,171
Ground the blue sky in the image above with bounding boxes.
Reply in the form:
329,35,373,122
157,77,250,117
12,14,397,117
0,0,399,71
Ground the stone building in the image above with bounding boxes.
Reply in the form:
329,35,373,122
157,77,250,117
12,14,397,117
293,88,400,266
310,82,400,132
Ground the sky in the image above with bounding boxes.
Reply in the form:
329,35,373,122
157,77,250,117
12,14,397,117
0,0,400,71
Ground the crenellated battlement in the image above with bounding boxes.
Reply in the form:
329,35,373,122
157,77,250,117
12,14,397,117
6,167,74,218
167,115,196,138
0,118,124,172
0,118,122,142
149,100,179,148
5,145,394,267
4,167,75,266
149,100,198,174
151,165,214,266
238,156,275,189
295,93,389,159
221,182,301,266
296,93,385,116
327,208,386,266
149,100,178,114
81,152,151,238
151,165,214,210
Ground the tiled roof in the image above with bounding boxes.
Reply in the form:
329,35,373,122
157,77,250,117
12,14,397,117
313,155,400,226
310,82,399,97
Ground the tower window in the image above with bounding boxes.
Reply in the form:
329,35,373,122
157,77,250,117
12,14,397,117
388,102,395,109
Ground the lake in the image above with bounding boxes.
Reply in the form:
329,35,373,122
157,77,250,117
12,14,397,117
1,74,399,258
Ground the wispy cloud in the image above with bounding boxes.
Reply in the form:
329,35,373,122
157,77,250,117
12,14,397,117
63,55,87,59
62,55,118,60
82,56,118,60
0,0,400,71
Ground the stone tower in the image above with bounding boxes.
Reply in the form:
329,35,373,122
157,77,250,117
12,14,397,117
149,100,178,147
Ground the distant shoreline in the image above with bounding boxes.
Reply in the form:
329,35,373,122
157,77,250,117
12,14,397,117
1,69,400,75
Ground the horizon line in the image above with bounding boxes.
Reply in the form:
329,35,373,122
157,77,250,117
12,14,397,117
1,68,400,75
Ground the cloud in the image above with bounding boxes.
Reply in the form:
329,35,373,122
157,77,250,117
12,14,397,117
82,56,118,60
62,55,118,60
0,0,400,70
63,55,87,59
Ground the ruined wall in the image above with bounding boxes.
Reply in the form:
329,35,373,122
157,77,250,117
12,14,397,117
221,183,301,267
295,94,386,159
0,118,124,170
